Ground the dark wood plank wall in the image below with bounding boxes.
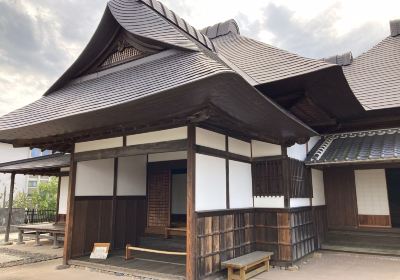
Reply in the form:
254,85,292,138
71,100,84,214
71,196,146,257
312,206,327,249
196,210,255,279
324,168,358,228
255,207,315,264
358,215,391,228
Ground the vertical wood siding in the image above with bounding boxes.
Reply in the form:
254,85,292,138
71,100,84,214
196,210,255,278
71,196,146,257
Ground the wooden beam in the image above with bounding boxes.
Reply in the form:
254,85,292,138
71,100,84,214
63,152,77,266
74,139,187,162
2,172,15,245
281,146,290,208
186,125,196,280
195,145,251,163
225,136,230,209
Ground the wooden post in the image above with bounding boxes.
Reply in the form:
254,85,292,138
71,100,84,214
55,175,62,223
111,158,118,249
186,125,196,280
281,146,290,208
3,172,16,245
62,152,77,266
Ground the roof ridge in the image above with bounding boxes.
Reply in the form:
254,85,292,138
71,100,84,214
138,0,214,51
201,19,240,39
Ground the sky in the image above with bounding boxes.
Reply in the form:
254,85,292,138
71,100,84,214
0,0,399,117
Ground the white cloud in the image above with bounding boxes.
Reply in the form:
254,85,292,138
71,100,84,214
0,0,397,117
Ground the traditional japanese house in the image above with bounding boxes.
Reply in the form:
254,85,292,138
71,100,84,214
0,0,399,278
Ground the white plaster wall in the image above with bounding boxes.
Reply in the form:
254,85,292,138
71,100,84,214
251,140,281,157
229,160,253,208
75,159,114,196
290,198,310,208
196,128,226,151
287,143,307,161
254,196,284,208
148,151,187,162
126,127,187,146
195,154,226,211
75,137,123,153
60,167,70,172
311,169,326,206
117,155,147,196
58,176,69,214
307,136,321,153
0,143,30,195
172,173,187,214
228,137,251,157
355,169,390,215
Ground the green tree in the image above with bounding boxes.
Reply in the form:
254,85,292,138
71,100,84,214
13,192,32,209
30,177,58,210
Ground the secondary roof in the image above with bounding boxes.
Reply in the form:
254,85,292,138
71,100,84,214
0,153,70,176
305,128,400,167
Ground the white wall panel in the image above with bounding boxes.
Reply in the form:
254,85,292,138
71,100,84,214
290,198,310,208
229,160,253,208
287,143,307,161
253,196,284,208
58,176,69,214
307,136,321,153
251,140,281,157
148,151,187,162
311,169,325,206
60,167,70,172
196,128,226,151
126,127,187,146
355,169,390,215
75,137,123,153
75,159,114,196
195,154,226,211
117,155,147,196
228,137,251,157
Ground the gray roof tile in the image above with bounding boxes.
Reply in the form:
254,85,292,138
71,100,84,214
343,35,400,110
305,128,400,166
0,154,70,174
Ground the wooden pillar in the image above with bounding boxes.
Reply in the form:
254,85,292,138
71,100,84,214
186,125,197,280
3,172,16,245
63,152,77,265
111,158,119,249
281,146,290,208
55,175,62,223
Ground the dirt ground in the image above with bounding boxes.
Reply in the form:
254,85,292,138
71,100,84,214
256,251,400,280
1,251,400,280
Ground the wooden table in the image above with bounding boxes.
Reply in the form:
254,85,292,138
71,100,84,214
16,223,65,248
222,251,274,280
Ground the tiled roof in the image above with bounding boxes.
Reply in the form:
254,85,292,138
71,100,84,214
343,34,400,110
305,128,400,166
0,154,70,174
212,33,334,86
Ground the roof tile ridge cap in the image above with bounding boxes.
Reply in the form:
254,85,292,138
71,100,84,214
137,0,215,51
311,135,336,162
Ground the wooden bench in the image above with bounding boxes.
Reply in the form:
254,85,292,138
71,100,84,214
164,227,186,239
125,244,187,260
222,251,274,280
